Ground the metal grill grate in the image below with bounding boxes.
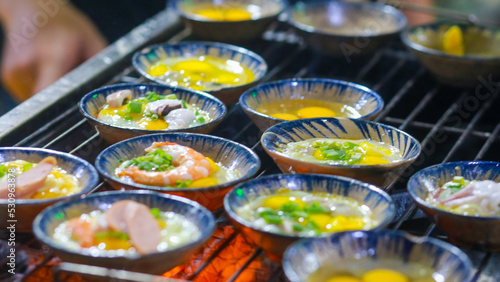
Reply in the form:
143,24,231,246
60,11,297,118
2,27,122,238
1,11,500,282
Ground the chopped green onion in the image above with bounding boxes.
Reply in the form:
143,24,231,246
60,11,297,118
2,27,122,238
196,116,206,123
181,100,187,109
23,163,33,172
165,94,178,100
292,222,305,231
261,213,283,224
128,101,143,114
150,208,161,219
95,231,129,240
174,179,193,188
151,114,159,121
279,202,301,212
303,202,330,214
0,165,6,178
124,116,133,121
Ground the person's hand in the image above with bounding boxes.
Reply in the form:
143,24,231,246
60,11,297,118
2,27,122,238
0,1,107,101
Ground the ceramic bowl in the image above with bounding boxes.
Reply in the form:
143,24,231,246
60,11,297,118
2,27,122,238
283,230,473,282
261,118,421,188
402,23,500,88
0,147,98,232
172,0,287,43
95,132,260,211
33,190,215,275
408,161,500,251
224,173,395,261
289,0,407,57
240,78,384,131
132,41,267,105
79,83,226,144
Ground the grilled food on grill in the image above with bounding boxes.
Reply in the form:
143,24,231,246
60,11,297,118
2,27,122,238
147,55,255,92
0,157,81,200
97,91,211,131
256,99,362,121
52,200,201,255
235,189,377,236
426,177,500,217
115,141,240,188
279,138,403,166
309,259,440,282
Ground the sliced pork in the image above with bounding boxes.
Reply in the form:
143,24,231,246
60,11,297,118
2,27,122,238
0,156,57,199
145,99,183,116
106,90,133,108
104,200,161,254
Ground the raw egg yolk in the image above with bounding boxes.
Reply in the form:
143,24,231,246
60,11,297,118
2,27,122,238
296,107,337,119
196,8,252,21
138,118,168,130
326,276,362,282
270,113,299,120
188,177,218,188
443,25,464,56
224,9,252,21
262,196,305,210
362,269,409,282
206,157,219,173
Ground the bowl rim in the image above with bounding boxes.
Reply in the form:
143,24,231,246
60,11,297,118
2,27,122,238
173,0,288,23
401,22,500,62
0,147,99,205
239,77,385,121
289,0,408,38
223,173,396,240
32,190,216,260
131,41,268,93
94,132,261,193
79,83,227,134
282,229,473,282
407,160,500,221
261,117,421,169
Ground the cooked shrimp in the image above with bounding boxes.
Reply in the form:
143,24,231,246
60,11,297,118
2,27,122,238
118,142,211,186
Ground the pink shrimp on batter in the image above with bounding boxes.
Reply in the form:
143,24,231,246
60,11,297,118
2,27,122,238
118,142,211,186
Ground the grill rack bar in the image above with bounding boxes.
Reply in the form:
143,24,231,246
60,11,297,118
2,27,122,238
2,9,500,282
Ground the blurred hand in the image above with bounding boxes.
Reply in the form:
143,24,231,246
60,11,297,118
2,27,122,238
0,0,107,101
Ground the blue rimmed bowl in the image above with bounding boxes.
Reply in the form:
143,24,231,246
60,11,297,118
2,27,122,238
79,83,227,144
224,173,395,261
261,118,421,188
408,161,500,251
172,0,287,43
289,1,407,57
33,190,215,275
402,23,500,88
132,41,268,105
95,132,261,211
283,230,473,282
0,147,99,233
240,78,384,131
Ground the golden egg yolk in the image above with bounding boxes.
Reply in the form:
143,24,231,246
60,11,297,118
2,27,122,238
262,196,305,210
443,25,464,56
94,237,133,251
296,107,337,119
362,269,409,282
326,275,362,282
270,113,299,120
138,118,169,130
206,157,219,173
224,9,252,21
188,177,218,188
196,8,252,21
326,276,362,282
309,214,365,232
